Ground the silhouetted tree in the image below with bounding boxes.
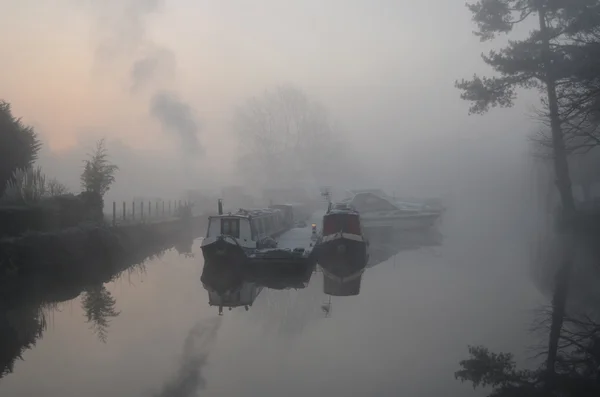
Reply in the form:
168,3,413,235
80,138,118,197
454,0,600,216
0,101,41,196
456,313,600,397
81,284,120,343
0,305,47,379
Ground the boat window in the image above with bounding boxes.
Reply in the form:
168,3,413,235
221,218,240,238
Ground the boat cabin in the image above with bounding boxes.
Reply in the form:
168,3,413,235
205,208,286,248
322,206,363,237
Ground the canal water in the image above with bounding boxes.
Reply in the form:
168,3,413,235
0,204,551,397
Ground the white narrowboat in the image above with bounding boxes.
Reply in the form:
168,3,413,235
200,203,288,261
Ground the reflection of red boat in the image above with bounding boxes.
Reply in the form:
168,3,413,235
316,204,369,275
322,266,364,296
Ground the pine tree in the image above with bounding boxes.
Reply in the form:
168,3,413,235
455,0,600,216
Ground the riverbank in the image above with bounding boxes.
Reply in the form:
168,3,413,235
0,215,206,305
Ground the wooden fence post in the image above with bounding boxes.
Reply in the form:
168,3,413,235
132,201,135,221
148,201,151,218
141,201,144,220
112,201,116,226
156,201,159,217
122,201,126,221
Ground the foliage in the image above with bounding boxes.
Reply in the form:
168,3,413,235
0,305,47,379
1,166,46,203
80,138,119,197
456,311,600,397
0,166,70,204
47,178,69,196
458,0,600,149
0,101,41,196
80,284,120,343
455,0,600,213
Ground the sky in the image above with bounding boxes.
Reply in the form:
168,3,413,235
0,0,542,198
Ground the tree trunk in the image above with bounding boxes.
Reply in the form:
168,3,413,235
538,5,577,389
538,7,576,218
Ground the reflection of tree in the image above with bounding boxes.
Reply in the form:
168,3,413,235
81,284,120,343
455,253,600,396
456,313,600,396
0,304,47,379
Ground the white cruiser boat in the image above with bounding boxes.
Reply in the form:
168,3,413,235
342,191,441,231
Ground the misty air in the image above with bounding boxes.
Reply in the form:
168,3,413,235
2,1,600,396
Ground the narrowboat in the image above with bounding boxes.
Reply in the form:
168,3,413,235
200,200,288,262
316,202,369,273
269,203,310,229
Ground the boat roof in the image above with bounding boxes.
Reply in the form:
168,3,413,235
327,202,359,215
209,207,282,219
348,188,388,196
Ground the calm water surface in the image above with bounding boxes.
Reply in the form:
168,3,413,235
0,204,546,397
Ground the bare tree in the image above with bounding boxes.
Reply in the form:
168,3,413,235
233,85,363,189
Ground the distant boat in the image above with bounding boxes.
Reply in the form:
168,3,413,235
342,191,441,231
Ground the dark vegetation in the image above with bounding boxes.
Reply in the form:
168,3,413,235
0,101,208,378
456,1,600,395
0,224,199,379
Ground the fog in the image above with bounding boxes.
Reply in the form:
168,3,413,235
3,0,597,396
1,0,543,204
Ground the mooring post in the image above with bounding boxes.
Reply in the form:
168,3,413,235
132,201,136,221
112,201,116,226
122,201,126,221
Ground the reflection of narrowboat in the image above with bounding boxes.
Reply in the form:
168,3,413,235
200,200,288,262
316,203,369,273
201,260,262,315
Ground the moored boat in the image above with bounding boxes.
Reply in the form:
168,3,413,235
343,191,441,231
316,203,369,273
268,203,310,229
200,200,287,262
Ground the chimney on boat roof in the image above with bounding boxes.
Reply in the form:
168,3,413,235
218,199,223,215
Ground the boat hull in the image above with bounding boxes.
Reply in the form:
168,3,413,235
317,234,368,276
201,238,247,263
